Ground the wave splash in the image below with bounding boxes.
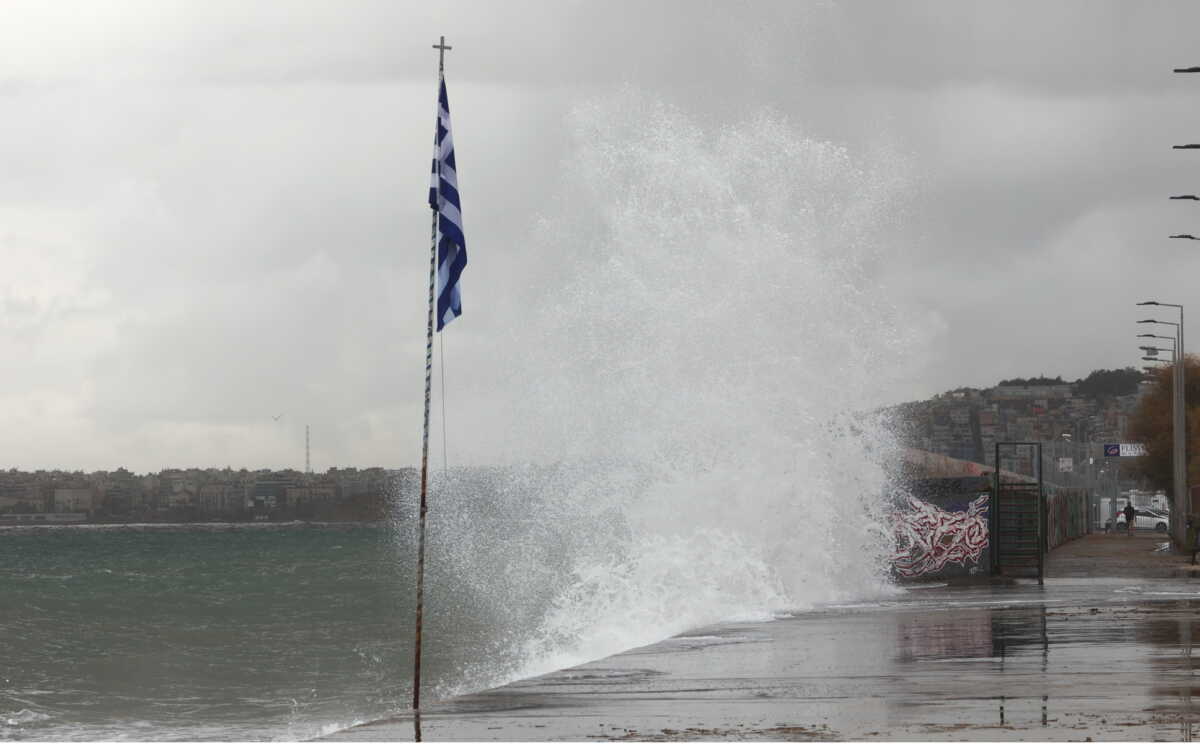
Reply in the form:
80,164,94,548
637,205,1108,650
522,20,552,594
427,89,916,697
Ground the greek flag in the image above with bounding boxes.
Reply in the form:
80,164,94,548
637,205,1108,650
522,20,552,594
429,77,467,331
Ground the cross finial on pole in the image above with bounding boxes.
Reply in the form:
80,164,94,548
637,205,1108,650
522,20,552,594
433,35,452,75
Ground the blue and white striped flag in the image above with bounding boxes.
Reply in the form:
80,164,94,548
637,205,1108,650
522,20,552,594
429,77,467,331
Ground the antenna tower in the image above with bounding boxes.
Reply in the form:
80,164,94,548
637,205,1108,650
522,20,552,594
305,424,311,474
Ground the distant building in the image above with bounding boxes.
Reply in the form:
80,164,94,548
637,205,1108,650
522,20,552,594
251,473,297,511
160,472,198,508
284,485,337,509
0,483,47,513
53,487,97,514
197,484,245,516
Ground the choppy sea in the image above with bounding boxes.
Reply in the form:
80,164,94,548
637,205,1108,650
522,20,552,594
0,523,470,741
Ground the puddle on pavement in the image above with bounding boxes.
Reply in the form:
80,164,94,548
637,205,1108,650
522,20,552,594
878,590,1200,738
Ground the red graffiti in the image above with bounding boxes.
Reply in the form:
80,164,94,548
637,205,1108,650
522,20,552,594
893,493,989,578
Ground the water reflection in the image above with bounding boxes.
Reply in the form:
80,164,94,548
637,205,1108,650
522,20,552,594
886,594,1200,736
895,610,992,662
990,605,1048,663
1183,610,1192,742
1146,604,1197,740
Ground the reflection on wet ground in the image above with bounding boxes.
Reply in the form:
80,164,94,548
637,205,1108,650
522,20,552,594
327,579,1200,741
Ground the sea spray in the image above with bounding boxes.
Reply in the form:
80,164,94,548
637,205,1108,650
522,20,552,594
418,89,917,698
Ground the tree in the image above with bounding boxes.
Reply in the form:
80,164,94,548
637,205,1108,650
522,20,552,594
1075,367,1142,399
1126,355,1200,493
997,375,1066,386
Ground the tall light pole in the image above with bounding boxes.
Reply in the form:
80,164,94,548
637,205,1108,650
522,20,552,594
1138,304,1187,546
1165,62,1193,537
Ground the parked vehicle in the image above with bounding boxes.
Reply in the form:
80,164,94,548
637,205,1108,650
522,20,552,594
1114,509,1169,532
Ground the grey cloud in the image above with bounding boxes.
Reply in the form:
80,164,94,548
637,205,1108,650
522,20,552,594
1,1,1197,470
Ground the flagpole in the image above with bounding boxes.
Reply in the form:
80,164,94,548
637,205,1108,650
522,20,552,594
414,34,451,713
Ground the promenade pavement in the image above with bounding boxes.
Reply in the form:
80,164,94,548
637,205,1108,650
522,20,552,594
325,532,1200,741
1047,530,1198,579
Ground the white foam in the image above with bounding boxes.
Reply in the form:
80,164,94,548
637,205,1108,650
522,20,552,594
2,709,51,726
437,89,914,696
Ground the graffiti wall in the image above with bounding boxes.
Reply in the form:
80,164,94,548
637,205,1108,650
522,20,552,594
1045,486,1088,550
893,477,992,580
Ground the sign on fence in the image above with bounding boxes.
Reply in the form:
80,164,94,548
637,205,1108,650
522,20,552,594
1104,443,1146,457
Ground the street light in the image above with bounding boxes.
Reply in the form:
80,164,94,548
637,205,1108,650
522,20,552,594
1137,303,1187,546
1158,75,1193,536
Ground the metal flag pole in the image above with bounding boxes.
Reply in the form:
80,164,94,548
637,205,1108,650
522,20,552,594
413,34,451,713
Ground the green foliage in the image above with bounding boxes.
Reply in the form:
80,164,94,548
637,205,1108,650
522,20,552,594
1074,367,1143,399
997,375,1065,386
1127,357,1200,492
994,368,1141,398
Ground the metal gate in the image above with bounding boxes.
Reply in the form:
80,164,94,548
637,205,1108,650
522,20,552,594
993,442,1045,584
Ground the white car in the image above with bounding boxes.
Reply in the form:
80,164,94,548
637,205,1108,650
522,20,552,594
1115,509,1169,532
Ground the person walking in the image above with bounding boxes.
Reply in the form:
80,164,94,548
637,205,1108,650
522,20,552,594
1123,502,1137,536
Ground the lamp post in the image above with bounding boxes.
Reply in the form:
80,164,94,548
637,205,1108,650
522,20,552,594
1165,61,1195,537
1138,304,1187,546
1140,346,1177,360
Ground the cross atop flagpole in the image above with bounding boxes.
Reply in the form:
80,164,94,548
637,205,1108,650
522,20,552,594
433,35,451,74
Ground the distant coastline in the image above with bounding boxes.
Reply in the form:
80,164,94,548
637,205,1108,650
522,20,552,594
0,466,415,525
0,519,389,534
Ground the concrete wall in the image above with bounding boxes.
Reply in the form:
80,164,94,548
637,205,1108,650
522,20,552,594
902,449,994,478
1046,486,1089,550
902,448,1030,481
893,476,992,580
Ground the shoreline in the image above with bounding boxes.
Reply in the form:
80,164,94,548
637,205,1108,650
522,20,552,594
323,575,1200,741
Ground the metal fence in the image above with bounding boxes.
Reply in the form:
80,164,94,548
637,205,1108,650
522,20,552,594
1045,486,1089,550
997,440,1129,530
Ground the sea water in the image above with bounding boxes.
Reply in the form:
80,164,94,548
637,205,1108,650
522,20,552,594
0,525,410,740
2,94,916,740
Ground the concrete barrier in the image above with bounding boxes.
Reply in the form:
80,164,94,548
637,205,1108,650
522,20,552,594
901,448,1030,482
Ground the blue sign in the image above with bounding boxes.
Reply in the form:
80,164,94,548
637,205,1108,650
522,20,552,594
1104,444,1120,457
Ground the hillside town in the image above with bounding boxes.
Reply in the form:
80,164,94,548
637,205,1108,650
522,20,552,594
890,369,1144,473
0,466,415,524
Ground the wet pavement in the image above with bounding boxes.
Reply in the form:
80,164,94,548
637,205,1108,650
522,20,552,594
326,536,1200,741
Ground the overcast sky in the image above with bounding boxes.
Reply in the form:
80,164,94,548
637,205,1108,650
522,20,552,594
4,1,1200,472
